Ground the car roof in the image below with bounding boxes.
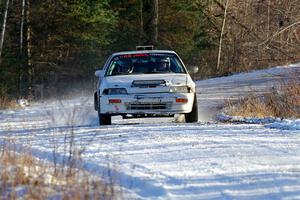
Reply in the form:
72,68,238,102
111,50,177,57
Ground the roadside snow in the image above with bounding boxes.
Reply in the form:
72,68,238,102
217,113,300,131
266,119,300,130
216,113,282,124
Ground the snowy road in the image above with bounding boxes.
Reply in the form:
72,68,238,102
1,64,300,199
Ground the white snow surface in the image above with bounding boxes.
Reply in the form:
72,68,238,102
1,63,300,199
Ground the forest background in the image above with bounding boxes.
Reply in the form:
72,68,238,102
0,0,299,99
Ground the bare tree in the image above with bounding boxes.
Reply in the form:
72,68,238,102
152,0,158,44
0,0,10,63
20,0,25,53
27,0,33,98
139,0,144,44
18,0,26,96
216,0,229,72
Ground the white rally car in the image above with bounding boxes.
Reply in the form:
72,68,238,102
94,47,198,125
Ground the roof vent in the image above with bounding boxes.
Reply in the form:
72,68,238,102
136,45,154,51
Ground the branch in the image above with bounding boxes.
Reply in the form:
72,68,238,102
259,21,300,46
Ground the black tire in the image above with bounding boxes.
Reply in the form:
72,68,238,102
94,92,99,111
98,113,112,125
185,94,198,123
97,98,111,125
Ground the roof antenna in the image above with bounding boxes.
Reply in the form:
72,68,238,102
136,45,154,51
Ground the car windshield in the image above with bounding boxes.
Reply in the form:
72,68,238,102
106,53,186,76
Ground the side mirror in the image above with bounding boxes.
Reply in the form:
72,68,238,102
95,70,104,77
188,66,199,74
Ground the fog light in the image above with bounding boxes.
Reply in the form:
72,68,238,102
109,99,122,104
176,98,188,103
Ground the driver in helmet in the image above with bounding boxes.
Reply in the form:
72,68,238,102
156,57,170,72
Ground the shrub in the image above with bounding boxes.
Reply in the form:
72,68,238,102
0,144,116,199
225,77,300,118
0,96,18,110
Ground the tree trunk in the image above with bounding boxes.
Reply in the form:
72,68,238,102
139,0,144,44
26,0,33,99
20,0,25,53
18,0,26,97
152,0,158,45
216,0,229,72
0,0,10,63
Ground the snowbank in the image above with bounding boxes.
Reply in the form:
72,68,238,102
266,119,300,130
217,113,300,131
216,113,282,124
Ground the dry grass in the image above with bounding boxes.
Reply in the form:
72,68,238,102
0,143,116,200
0,97,18,110
225,77,300,118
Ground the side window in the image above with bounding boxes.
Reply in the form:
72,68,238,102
106,61,116,76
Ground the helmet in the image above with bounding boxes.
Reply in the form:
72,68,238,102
157,57,170,71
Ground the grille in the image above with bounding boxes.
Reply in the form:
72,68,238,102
126,102,171,110
132,80,166,88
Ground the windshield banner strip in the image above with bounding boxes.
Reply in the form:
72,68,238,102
119,54,149,58
118,53,175,59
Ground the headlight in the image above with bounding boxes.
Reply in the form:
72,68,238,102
103,88,128,95
169,86,192,93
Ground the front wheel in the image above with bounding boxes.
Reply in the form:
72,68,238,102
97,99,111,125
185,94,198,123
98,112,112,125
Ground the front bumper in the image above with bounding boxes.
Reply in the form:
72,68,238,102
99,93,194,115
